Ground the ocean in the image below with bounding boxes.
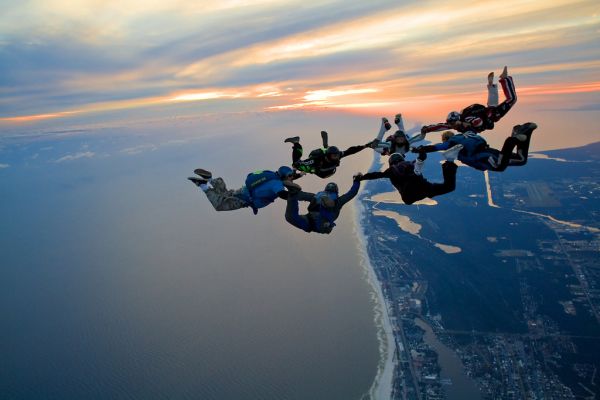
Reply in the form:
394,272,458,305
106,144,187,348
0,111,382,399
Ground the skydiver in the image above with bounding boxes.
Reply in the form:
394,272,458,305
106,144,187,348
283,175,362,234
187,166,297,214
284,130,377,179
421,66,517,135
356,145,463,205
413,122,538,172
371,113,426,156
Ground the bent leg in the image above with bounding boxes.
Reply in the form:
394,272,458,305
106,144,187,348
493,137,518,171
487,84,499,106
492,75,517,121
204,178,248,211
426,161,457,198
292,143,303,163
285,195,312,232
497,123,536,169
508,131,533,167
394,113,405,132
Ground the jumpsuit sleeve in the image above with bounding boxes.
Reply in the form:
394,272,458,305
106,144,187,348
336,181,361,207
296,191,316,202
421,123,451,134
360,169,390,181
408,132,426,144
419,142,451,153
340,144,367,159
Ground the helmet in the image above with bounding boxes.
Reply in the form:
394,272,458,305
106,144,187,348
324,182,339,193
277,166,294,178
446,111,461,123
389,153,405,165
393,130,407,140
326,146,341,156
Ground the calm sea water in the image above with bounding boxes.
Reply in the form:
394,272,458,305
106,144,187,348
0,112,380,399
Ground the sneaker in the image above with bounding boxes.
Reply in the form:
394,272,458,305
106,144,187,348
488,156,499,169
499,65,508,79
284,136,300,144
194,168,212,179
382,117,392,131
188,177,207,187
442,144,463,161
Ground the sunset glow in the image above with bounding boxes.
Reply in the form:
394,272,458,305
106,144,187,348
1,0,599,130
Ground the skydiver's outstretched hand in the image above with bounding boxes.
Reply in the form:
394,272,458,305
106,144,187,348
365,139,380,149
411,146,423,153
283,180,302,194
353,172,363,182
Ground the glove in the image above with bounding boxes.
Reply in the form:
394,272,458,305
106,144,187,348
411,146,423,153
353,173,363,182
365,139,380,149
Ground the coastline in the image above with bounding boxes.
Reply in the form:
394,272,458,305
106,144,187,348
354,195,396,400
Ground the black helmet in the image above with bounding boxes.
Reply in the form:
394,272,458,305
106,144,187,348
326,146,341,156
389,153,405,165
324,182,339,193
446,111,461,123
393,130,406,138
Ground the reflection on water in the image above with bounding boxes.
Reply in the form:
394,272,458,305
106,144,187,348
434,243,462,254
528,153,591,163
372,209,461,254
370,192,438,206
414,318,481,400
373,210,421,235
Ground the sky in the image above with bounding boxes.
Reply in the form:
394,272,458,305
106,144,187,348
0,0,599,149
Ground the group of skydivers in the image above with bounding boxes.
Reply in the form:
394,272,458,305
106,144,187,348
189,66,538,234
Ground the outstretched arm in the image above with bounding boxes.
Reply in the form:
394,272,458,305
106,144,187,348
340,144,368,159
337,180,361,207
360,169,390,181
296,191,315,202
421,123,451,134
413,142,451,153
408,132,426,144
278,190,315,201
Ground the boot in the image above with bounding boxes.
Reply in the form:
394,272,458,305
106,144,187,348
194,168,212,179
188,177,207,187
284,136,300,144
442,144,463,162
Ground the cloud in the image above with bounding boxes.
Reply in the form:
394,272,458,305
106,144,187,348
54,151,95,163
0,163,10,168
120,144,158,155
1,0,599,125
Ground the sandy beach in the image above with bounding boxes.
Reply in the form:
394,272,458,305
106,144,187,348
354,198,396,400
